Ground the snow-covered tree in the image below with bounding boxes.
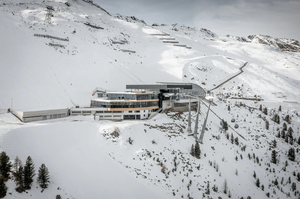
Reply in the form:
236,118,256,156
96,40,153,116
15,166,24,193
271,150,277,164
24,156,35,190
37,164,50,189
0,152,12,181
0,175,7,198
288,148,295,161
195,141,201,159
190,144,195,157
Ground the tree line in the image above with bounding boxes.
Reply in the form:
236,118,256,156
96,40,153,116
0,151,50,198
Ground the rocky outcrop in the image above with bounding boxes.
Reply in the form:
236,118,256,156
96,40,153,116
248,35,300,52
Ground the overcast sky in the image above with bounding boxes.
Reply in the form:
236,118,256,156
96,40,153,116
94,0,300,41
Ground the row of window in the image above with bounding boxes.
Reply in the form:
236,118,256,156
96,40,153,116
105,93,158,100
91,101,159,108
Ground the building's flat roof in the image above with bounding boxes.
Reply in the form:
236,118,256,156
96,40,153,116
106,91,159,95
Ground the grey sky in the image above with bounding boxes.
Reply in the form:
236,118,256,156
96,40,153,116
94,0,300,41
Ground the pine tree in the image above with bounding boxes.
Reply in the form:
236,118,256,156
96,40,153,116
56,195,62,199
259,104,262,111
37,164,50,189
0,175,7,198
272,139,277,148
195,141,201,159
15,166,24,193
230,133,234,144
265,120,269,130
261,184,264,191
288,148,295,161
292,182,296,191
228,105,230,112
297,172,300,182
190,144,195,157
223,179,228,194
285,136,289,143
222,120,228,131
206,181,210,195
278,105,282,112
234,137,239,145
277,115,280,124
263,107,268,115
271,150,277,164
287,127,293,137
281,130,285,139
24,156,35,190
297,136,300,145
283,123,287,131
274,178,278,185
12,156,22,180
285,115,291,124
253,171,256,179
0,152,12,181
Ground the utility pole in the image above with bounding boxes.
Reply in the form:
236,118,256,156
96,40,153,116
193,98,200,139
187,97,192,134
199,101,211,144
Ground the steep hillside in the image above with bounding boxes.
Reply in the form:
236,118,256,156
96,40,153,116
0,1,300,199
1,0,299,110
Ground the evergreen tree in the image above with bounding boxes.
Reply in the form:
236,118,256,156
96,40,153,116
37,164,50,189
223,179,228,194
292,182,296,192
297,172,300,182
283,123,287,131
289,137,294,145
281,130,286,139
256,178,260,187
12,156,22,180
285,136,289,143
24,156,35,190
278,105,282,112
228,105,230,112
234,137,239,145
297,136,300,145
259,104,262,111
253,171,256,179
195,141,201,159
0,175,7,198
261,184,264,191
271,150,277,164
265,120,269,130
263,107,268,115
0,152,12,181
277,115,280,124
285,115,291,124
206,181,210,195
190,144,195,157
15,166,24,193
274,178,278,186
222,120,228,131
287,127,293,137
272,139,277,148
56,195,62,199
230,133,234,144
288,148,295,161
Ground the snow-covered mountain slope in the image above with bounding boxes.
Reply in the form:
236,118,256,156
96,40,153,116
1,0,300,110
0,0,300,199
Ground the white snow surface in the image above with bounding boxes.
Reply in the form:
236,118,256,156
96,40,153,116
0,0,300,199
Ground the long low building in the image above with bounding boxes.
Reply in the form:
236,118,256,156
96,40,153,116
13,108,69,123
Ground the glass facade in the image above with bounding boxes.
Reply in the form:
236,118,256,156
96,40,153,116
106,93,158,100
91,100,159,108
